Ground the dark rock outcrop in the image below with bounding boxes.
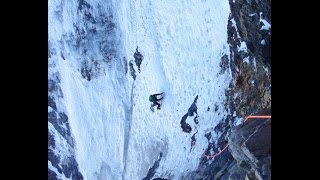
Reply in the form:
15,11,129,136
226,0,271,118
180,95,198,133
48,169,58,180
229,0,271,66
185,118,271,180
180,114,192,133
184,150,234,180
129,59,136,80
226,118,271,180
143,153,163,180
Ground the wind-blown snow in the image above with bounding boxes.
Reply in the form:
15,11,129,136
49,0,233,179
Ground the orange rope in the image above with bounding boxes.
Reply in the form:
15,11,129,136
202,115,271,159
244,115,271,122
202,144,229,159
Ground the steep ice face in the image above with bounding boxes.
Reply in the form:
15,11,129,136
118,0,232,179
49,0,128,179
49,0,232,179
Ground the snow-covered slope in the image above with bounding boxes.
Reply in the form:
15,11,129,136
119,0,232,179
49,0,128,179
49,0,233,179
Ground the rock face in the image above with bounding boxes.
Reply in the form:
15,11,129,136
48,72,83,180
184,118,271,180
184,0,271,179
227,118,271,180
220,0,271,178
226,0,271,118
229,0,271,65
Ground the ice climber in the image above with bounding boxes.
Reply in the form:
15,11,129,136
149,92,164,110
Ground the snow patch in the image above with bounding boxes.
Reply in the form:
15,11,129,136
243,56,249,64
259,12,271,30
230,18,241,39
48,106,54,113
238,41,248,52
233,92,239,99
263,66,269,73
252,58,257,71
234,117,243,126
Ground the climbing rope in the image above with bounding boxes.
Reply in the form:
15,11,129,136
202,115,271,160
244,115,271,123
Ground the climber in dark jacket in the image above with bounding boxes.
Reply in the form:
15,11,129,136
149,92,164,109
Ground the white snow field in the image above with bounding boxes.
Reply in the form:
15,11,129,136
49,0,232,179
